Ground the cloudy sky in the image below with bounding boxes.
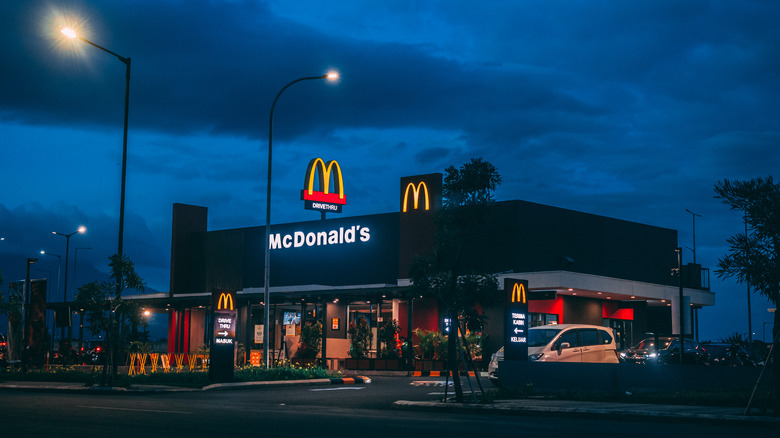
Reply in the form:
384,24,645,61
1,0,778,341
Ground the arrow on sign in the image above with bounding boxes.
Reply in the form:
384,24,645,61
217,331,229,336
514,328,523,334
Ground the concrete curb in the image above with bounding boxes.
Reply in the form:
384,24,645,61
202,376,372,391
392,400,780,427
0,375,372,393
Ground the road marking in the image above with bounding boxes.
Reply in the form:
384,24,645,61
410,380,452,387
309,387,365,392
78,406,192,414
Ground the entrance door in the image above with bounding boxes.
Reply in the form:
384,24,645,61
608,319,632,350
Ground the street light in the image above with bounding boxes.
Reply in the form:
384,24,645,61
61,27,131,271
53,226,86,342
22,257,38,369
263,72,339,368
39,250,62,305
74,246,92,352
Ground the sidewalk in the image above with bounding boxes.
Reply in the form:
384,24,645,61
393,398,780,427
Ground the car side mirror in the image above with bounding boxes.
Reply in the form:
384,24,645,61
560,342,571,350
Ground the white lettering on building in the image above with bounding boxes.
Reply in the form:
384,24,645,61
269,225,371,250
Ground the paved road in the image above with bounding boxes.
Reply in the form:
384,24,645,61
0,377,772,437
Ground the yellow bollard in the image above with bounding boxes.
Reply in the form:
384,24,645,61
175,353,184,372
188,354,197,372
150,353,159,373
138,353,148,375
161,354,171,373
128,353,137,376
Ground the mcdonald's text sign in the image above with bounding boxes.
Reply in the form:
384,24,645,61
301,158,346,213
504,279,529,361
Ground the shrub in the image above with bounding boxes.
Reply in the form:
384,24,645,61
348,317,373,359
378,320,401,359
298,321,322,359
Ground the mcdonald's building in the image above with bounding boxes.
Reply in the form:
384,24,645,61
133,163,713,368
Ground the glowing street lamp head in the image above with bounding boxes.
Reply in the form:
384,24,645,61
61,27,77,39
326,71,339,81
77,226,86,234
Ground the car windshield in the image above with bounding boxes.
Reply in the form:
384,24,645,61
528,327,562,347
635,338,672,351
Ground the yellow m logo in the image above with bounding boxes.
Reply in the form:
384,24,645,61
217,292,234,311
402,182,430,212
511,283,526,304
304,158,344,199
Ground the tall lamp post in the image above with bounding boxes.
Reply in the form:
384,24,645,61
61,27,131,274
263,72,338,368
75,247,93,352
22,258,38,369
39,250,62,345
685,209,702,264
39,251,62,306
53,226,86,343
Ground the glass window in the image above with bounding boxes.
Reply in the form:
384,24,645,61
599,330,613,345
556,329,579,349
579,329,599,346
528,328,562,347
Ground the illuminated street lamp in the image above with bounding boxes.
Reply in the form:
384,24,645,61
22,257,38,369
263,72,339,368
53,226,86,342
61,27,131,272
74,246,92,352
39,250,62,304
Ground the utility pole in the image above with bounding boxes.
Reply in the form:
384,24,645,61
745,211,752,344
685,209,702,264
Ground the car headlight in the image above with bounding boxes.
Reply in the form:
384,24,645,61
619,352,627,358
529,353,544,361
647,352,657,359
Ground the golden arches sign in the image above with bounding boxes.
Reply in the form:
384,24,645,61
511,283,527,304
304,158,345,200
402,181,430,212
217,292,234,311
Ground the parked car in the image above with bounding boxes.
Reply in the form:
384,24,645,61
0,333,7,366
488,324,619,385
702,342,755,366
81,341,105,365
619,336,675,364
527,324,620,363
488,346,504,385
656,338,709,365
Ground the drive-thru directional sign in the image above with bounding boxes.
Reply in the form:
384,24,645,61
211,290,237,381
504,279,529,361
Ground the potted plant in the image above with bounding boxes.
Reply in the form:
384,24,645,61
378,320,402,369
347,317,373,369
294,321,322,367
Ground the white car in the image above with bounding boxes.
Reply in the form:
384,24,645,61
488,324,619,385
